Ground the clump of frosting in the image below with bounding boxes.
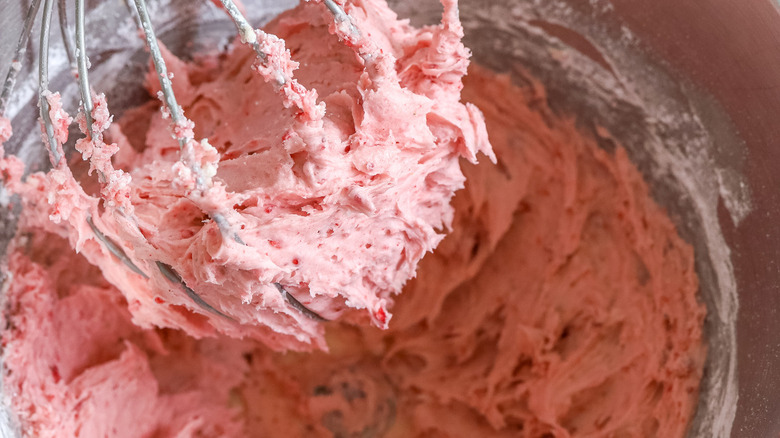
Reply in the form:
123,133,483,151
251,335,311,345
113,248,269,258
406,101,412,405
2,0,492,350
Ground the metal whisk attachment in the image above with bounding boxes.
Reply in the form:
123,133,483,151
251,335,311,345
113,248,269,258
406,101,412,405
0,0,375,324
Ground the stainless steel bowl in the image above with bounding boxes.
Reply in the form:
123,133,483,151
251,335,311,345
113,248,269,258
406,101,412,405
0,0,777,436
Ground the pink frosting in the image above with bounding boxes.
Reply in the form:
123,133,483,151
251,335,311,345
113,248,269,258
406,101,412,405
1,66,705,437
0,2,705,437
5,0,493,349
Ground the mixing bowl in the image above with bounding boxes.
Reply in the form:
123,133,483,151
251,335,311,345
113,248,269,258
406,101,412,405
0,0,777,436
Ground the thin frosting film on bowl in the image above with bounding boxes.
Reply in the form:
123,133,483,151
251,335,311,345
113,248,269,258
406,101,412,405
0,0,705,437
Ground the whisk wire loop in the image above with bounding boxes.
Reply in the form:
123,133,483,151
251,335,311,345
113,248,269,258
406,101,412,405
57,0,76,73
86,216,149,279
132,0,244,244
39,0,63,166
75,0,95,136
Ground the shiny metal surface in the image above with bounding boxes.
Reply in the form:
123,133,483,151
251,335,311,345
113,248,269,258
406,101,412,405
489,1,778,435
605,3,780,436
0,0,778,437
